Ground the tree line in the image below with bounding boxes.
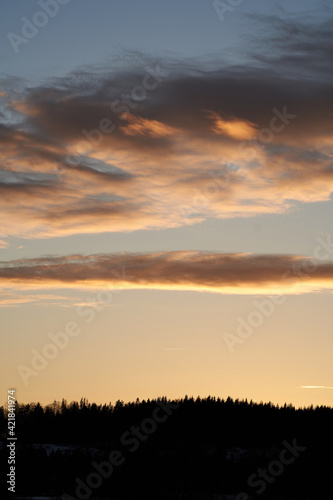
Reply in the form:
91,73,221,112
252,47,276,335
0,395,332,499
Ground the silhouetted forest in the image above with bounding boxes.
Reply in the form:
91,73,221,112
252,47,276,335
1,396,332,499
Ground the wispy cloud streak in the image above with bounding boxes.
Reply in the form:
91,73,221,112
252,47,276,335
301,386,333,390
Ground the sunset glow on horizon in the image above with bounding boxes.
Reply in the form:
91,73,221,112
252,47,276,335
1,0,332,409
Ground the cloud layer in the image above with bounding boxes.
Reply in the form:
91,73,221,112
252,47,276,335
1,14,332,239
1,252,332,295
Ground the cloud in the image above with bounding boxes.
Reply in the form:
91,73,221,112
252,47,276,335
247,9,333,81
0,239,9,249
0,14,333,239
301,386,333,390
206,111,257,140
0,252,332,295
0,291,83,307
120,113,179,137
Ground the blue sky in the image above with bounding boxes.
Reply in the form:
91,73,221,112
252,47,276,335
2,0,328,80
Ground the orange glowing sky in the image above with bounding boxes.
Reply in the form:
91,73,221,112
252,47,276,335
0,0,332,408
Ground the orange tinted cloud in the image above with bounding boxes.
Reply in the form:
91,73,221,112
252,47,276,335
0,60,333,239
120,113,179,137
207,111,257,140
0,252,332,295
0,239,9,249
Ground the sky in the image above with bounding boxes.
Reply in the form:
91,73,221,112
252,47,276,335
0,0,332,408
